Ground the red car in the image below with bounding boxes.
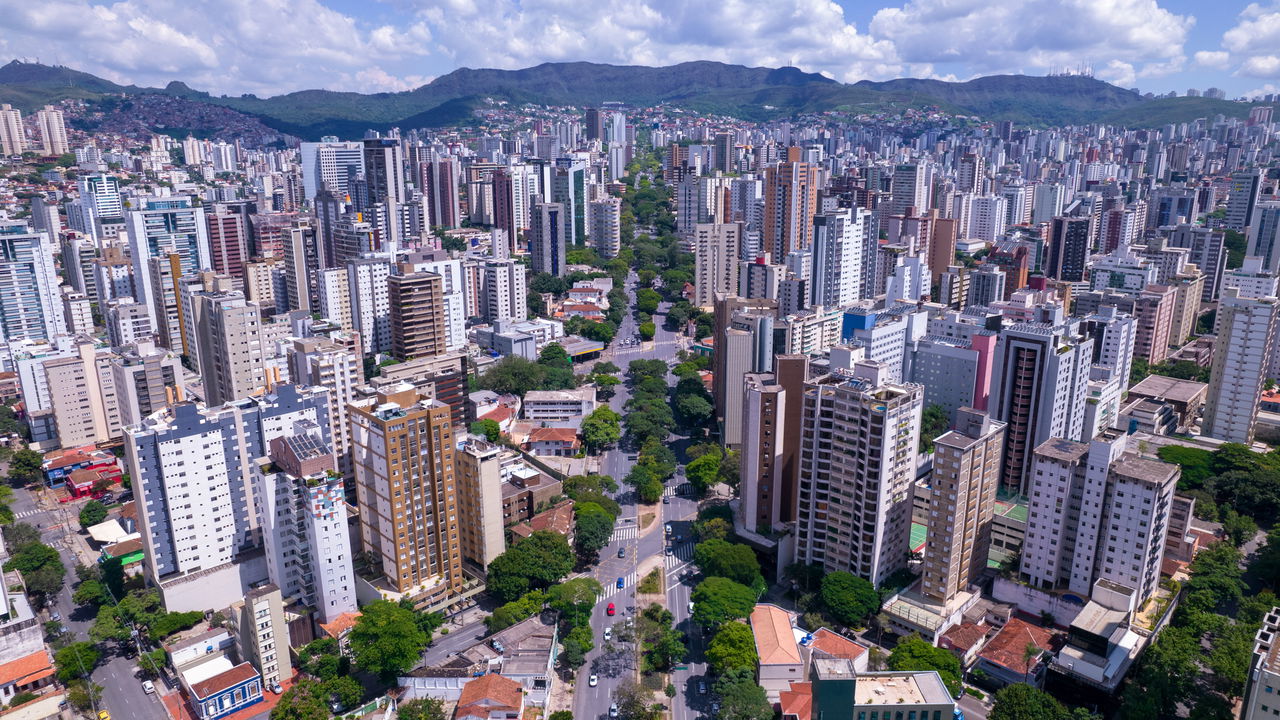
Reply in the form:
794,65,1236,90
606,602,616,616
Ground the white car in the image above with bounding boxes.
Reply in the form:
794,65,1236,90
141,680,155,694
589,674,599,687
603,628,612,642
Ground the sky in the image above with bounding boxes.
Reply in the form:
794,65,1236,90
0,0,1276,99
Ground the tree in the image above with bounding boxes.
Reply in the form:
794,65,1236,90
72,579,109,607
691,577,757,629
1117,625,1199,719
636,475,663,503
887,635,962,697
706,621,759,676
548,712,574,720
347,600,428,681
685,450,721,496
694,517,732,542
548,577,603,629
78,500,108,528
638,321,656,340
574,502,616,557
397,698,448,720
469,419,502,442
324,675,363,710
7,449,43,484
820,571,881,627
635,288,662,314
989,683,1084,720
714,668,774,720
477,356,547,396
271,678,331,720
693,539,765,594
919,404,950,453
581,407,622,453
538,343,573,371
615,681,658,720
560,625,595,669
64,680,103,712
485,530,575,603
53,642,101,682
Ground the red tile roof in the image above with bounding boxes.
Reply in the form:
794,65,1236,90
0,650,53,687
779,681,812,720
456,673,523,717
319,611,362,640
809,628,867,660
751,604,801,666
528,427,579,444
940,622,990,654
189,662,260,700
529,501,574,536
977,618,1054,674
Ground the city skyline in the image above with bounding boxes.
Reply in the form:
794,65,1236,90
1,0,1277,98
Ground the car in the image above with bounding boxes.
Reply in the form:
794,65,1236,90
616,576,624,589
610,703,619,718
688,601,695,613
589,674,599,687
617,547,626,558
711,702,721,713
97,713,111,720
662,496,669,504
603,628,612,642
665,546,673,556
698,681,707,695
270,682,283,694
141,680,155,694
606,602,616,616
50,612,61,622
664,523,672,535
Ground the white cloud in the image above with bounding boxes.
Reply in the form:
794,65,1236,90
1220,3,1280,78
0,0,433,95
1195,50,1230,69
869,0,1192,81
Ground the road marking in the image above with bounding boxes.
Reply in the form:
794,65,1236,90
609,526,638,542
12,509,42,519
663,542,694,570
596,571,638,600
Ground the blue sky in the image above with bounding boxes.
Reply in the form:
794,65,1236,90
0,0,1274,99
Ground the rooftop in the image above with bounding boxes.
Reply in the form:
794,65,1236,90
751,604,802,666
1128,374,1209,403
457,673,523,714
0,650,53,688
1110,453,1179,487
808,628,867,661
854,671,954,707
977,618,1055,674
188,661,260,700
1034,437,1089,463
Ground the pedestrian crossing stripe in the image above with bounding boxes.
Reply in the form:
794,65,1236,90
13,510,40,519
596,571,639,600
609,526,638,542
663,542,694,570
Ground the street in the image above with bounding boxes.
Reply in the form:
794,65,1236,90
9,484,166,719
572,273,707,720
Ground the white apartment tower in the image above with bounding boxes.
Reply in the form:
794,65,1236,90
1203,287,1279,444
35,106,68,156
811,207,867,309
0,105,23,156
794,361,924,587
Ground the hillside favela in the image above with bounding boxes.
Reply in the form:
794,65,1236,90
2,3,1280,719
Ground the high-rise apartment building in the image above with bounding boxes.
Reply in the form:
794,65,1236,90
716,299,777,447
763,149,819,261
988,314,1093,491
1203,287,1278,444
362,138,406,206
347,255,393,355
181,275,268,406
1227,168,1264,231
1243,609,1280,720
0,104,23,156
256,430,357,623
811,208,867,309
921,409,1005,604
529,202,567,277
400,250,466,352
1248,201,1280,275
228,585,292,690
125,385,331,611
206,206,250,279
891,162,929,216
455,436,507,574
1047,216,1093,282
1020,431,1177,604
693,223,743,309
288,337,361,483
0,223,66,342
44,340,121,449
589,197,622,258
350,384,464,607
299,141,363,201
282,221,321,313
741,373,785,531
422,158,460,230
35,105,68,156
389,267,447,361
110,340,184,428
793,361,923,587
481,259,527,324
128,197,211,329
1166,224,1225,302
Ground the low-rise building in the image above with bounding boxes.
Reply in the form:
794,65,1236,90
1244,606,1280,720
751,604,804,699
521,387,595,421
972,617,1056,688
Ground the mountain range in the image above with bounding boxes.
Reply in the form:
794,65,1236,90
0,59,1265,141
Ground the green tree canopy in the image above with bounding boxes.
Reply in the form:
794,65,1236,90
581,406,622,453
396,698,448,720
486,530,575,602
347,600,429,681
887,635,962,697
53,642,101,682
78,500,108,528
820,571,881,627
270,678,331,720
693,539,765,594
574,502,616,556
714,668,775,720
691,577,757,629
706,621,759,676
469,419,502,442
990,683,1094,720
685,450,721,495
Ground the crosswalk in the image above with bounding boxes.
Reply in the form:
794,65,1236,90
12,510,41,520
663,484,679,498
597,571,639,600
664,542,694,571
609,525,638,543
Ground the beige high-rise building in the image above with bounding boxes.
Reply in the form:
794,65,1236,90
0,104,24,156
763,148,819,261
316,268,352,330
36,105,68,156
181,274,269,406
244,258,282,312
228,584,292,689
44,340,121,448
389,267,447,361
351,384,463,608
921,409,1006,604
693,223,742,309
110,340,184,428
455,436,507,575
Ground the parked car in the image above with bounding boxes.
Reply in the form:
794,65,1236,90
610,703,619,718
141,680,155,694
607,603,616,616
589,675,599,687
698,681,707,695
603,628,612,642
